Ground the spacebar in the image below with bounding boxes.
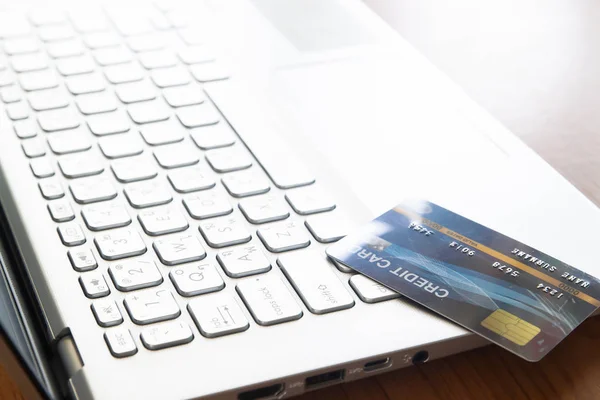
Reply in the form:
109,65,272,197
204,86,315,189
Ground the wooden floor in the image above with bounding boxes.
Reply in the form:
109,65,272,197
4,0,600,399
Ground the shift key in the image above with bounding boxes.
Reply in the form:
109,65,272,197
278,252,354,314
236,276,302,326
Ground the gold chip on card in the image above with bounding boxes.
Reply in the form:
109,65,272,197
481,309,541,346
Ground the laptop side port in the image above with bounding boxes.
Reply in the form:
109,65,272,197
305,369,345,390
412,350,430,365
363,357,392,372
238,383,284,400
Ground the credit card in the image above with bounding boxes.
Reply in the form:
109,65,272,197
326,200,600,361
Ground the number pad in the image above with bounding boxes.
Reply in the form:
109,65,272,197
94,229,147,260
124,288,180,325
188,293,249,338
82,201,131,231
257,220,310,253
169,263,224,297
153,234,206,266
199,215,251,248
92,300,123,327
217,244,271,278
183,190,232,220
239,194,290,224
108,258,163,291
138,206,189,236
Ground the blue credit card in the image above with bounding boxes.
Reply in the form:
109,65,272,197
326,200,600,361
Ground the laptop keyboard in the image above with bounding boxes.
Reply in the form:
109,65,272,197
0,4,401,357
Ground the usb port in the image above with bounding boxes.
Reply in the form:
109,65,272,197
364,357,392,372
305,369,345,389
238,383,284,400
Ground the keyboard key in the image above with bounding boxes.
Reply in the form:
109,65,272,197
183,189,232,219
46,39,85,58
285,187,336,215
14,120,37,139
98,134,144,159
111,155,157,182
177,46,215,65
28,89,70,111
1,86,21,103
30,158,55,178
6,102,29,120
138,206,189,236
76,92,118,115
69,175,117,204
177,27,203,45
151,66,191,88
29,9,66,26
349,275,400,304
47,129,92,154
115,80,156,103
58,222,86,246
0,71,14,87
107,10,154,37
22,139,46,158
169,263,224,296
153,233,206,265
3,37,39,55
236,276,302,326
56,55,95,76
87,111,130,136
305,211,349,243
39,178,64,199
188,293,249,338
239,194,289,224
139,50,178,69
108,258,163,291
126,33,166,53
176,103,220,128
153,143,199,169
140,321,193,350
19,70,59,91
127,100,170,124
92,300,123,327
68,247,97,271
95,229,147,260
82,202,131,231
37,107,80,132
104,328,137,358
58,153,104,178
0,13,31,38
167,166,215,193
65,73,106,95
139,120,184,145
125,180,173,208
10,53,48,73
278,252,355,314
199,215,251,248
217,243,271,278
257,220,310,253
163,84,205,108
190,124,236,150
79,272,109,298
190,62,229,82
104,63,144,84
48,200,74,222
38,25,75,42
205,146,252,173
222,169,270,198
83,31,120,49
71,12,109,34
124,288,180,325
93,47,132,66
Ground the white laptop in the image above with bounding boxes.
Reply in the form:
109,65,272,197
0,0,598,399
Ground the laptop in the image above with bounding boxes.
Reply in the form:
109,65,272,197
1,0,598,399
